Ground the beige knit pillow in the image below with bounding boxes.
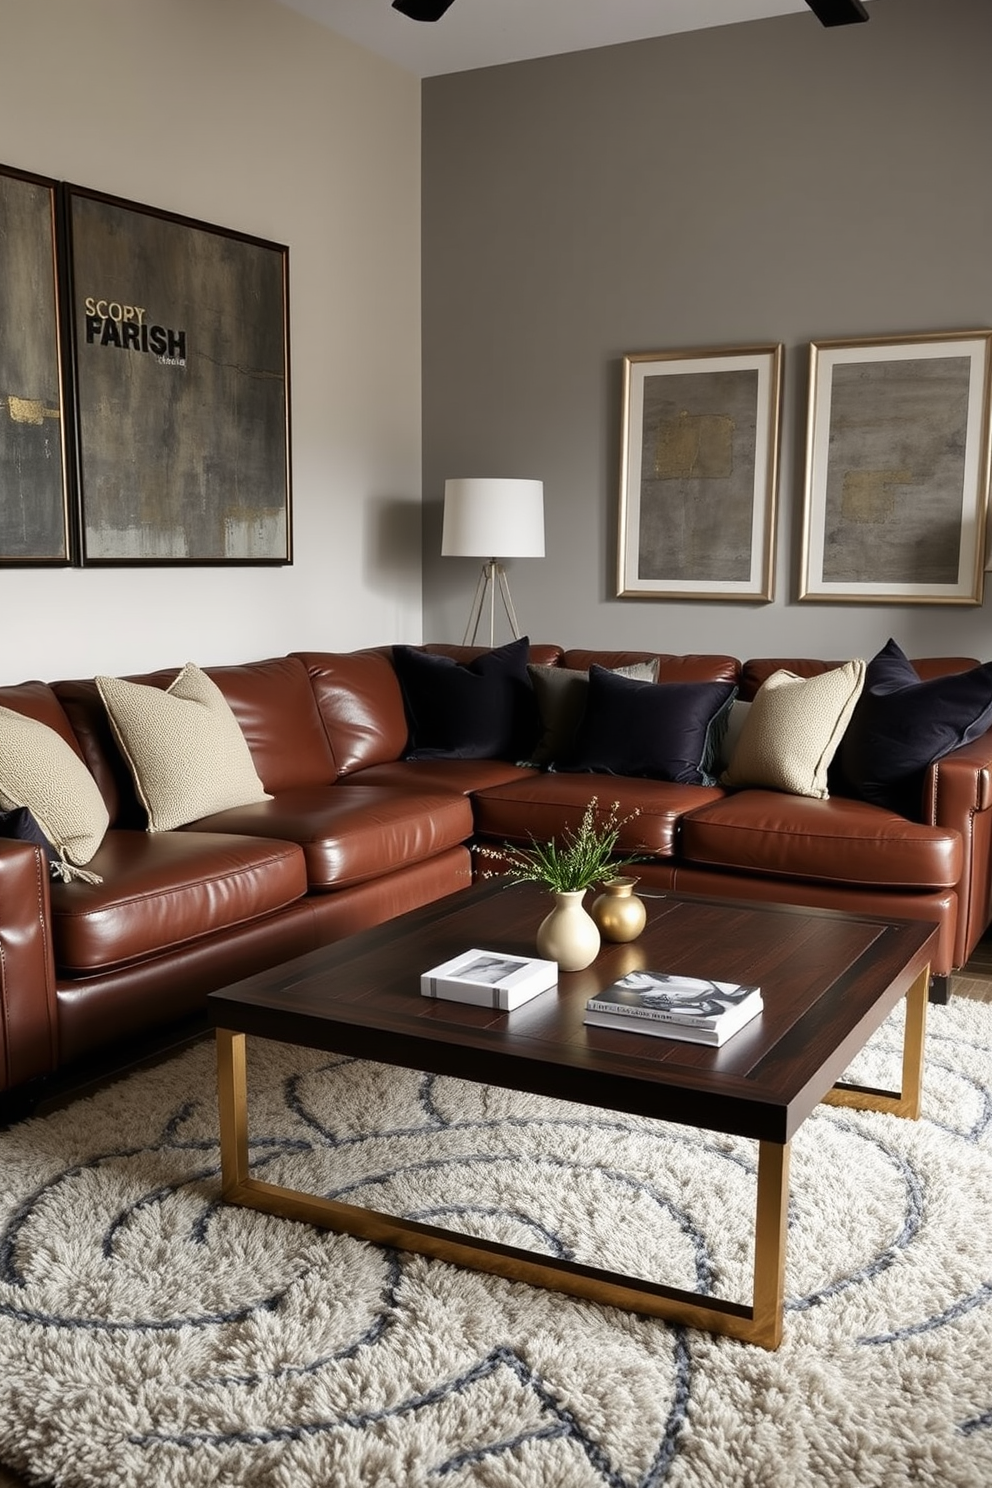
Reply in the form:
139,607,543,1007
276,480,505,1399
96,663,271,832
720,660,866,799
0,706,109,875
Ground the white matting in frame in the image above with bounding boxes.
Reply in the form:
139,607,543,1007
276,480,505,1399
800,330,992,605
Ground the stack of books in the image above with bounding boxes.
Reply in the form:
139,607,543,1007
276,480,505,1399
584,971,762,1046
421,949,558,1010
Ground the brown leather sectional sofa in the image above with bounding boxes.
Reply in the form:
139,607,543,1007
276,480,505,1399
2,642,989,1106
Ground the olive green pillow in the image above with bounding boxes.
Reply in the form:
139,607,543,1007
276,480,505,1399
96,663,271,832
0,706,108,877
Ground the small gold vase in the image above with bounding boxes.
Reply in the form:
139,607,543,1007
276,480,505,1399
590,876,647,943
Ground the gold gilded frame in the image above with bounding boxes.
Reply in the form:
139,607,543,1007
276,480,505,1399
215,964,928,1353
800,329,992,604
617,344,782,602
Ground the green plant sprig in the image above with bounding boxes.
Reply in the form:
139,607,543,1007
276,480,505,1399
476,796,640,894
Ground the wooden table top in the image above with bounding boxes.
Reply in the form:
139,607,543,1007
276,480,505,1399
208,881,938,1144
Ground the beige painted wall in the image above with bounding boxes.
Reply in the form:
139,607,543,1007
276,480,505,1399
0,0,422,682
422,0,992,660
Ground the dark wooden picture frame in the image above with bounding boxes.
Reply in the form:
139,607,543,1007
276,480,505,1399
65,185,291,566
0,163,72,566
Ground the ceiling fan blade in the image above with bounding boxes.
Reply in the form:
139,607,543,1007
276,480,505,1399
805,0,870,23
391,0,456,19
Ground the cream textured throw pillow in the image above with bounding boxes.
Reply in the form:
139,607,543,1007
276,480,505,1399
96,663,271,832
720,660,866,799
0,706,108,877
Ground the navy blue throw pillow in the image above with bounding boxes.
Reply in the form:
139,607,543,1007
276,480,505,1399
392,636,539,760
560,665,736,785
0,806,56,867
837,638,992,816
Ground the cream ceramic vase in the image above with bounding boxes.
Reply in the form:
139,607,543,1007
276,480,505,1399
536,889,601,972
590,876,647,943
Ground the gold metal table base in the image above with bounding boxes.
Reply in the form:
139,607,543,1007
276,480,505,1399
214,965,928,1352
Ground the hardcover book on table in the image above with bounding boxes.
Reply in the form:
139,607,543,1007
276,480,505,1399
584,971,763,1044
586,971,762,1027
421,949,558,1010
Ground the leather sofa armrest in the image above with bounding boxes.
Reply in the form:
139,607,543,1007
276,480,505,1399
925,729,992,970
925,731,992,824
0,841,59,1091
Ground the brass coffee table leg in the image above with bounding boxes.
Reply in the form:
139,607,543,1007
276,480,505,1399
214,1027,792,1349
824,963,928,1119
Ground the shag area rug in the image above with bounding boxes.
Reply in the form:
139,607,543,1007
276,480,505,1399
1,999,991,1488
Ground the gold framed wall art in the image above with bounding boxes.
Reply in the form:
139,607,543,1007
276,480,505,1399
799,330,992,604
617,344,782,601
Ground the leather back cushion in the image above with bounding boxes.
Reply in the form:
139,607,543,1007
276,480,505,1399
740,656,979,702
297,648,410,776
56,657,336,819
0,681,84,751
562,650,740,686
202,657,337,792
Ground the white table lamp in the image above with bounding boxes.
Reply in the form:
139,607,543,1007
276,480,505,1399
442,477,545,646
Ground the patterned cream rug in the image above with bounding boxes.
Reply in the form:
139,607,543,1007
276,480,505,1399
0,998,990,1487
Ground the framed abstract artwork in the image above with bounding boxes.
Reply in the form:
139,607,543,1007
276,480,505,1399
65,185,292,565
800,330,992,604
0,163,72,565
617,344,782,601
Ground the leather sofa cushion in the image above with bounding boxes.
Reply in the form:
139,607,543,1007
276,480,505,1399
186,784,474,891
299,644,565,779
298,649,411,776
56,657,338,824
740,655,979,702
347,758,538,794
680,790,961,889
472,773,726,859
0,680,83,750
562,651,740,686
50,830,308,973
203,656,338,792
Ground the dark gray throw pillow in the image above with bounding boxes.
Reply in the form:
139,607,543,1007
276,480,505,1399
837,638,992,817
524,658,660,767
559,664,736,785
392,635,539,760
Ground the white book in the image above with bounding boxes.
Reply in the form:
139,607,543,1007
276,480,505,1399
421,949,558,1010
584,995,762,1046
586,972,762,1029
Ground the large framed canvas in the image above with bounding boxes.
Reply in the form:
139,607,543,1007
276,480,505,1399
617,344,782,601
0,163,71,565
66,186,291,565
800,330,992,604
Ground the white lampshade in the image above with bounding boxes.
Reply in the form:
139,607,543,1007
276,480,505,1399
442,478,545,558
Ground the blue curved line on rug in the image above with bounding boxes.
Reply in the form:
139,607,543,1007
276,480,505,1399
191,1249,406,1390
99,1137,316,1251
405,1202,571,1256
0,1136,384,1333
323,1150,717,1295
959,1406,992,1435
0,1146,164,1287
920,1059,992,1142
859,1278,992,1346
786,1112,923,1315
131,1336,694,1488
854,1030,992,1141
283,1056,396,1144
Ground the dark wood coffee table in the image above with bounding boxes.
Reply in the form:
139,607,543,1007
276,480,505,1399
209,881,936,1350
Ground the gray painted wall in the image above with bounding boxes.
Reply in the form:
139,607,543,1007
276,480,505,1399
422,0,992,661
